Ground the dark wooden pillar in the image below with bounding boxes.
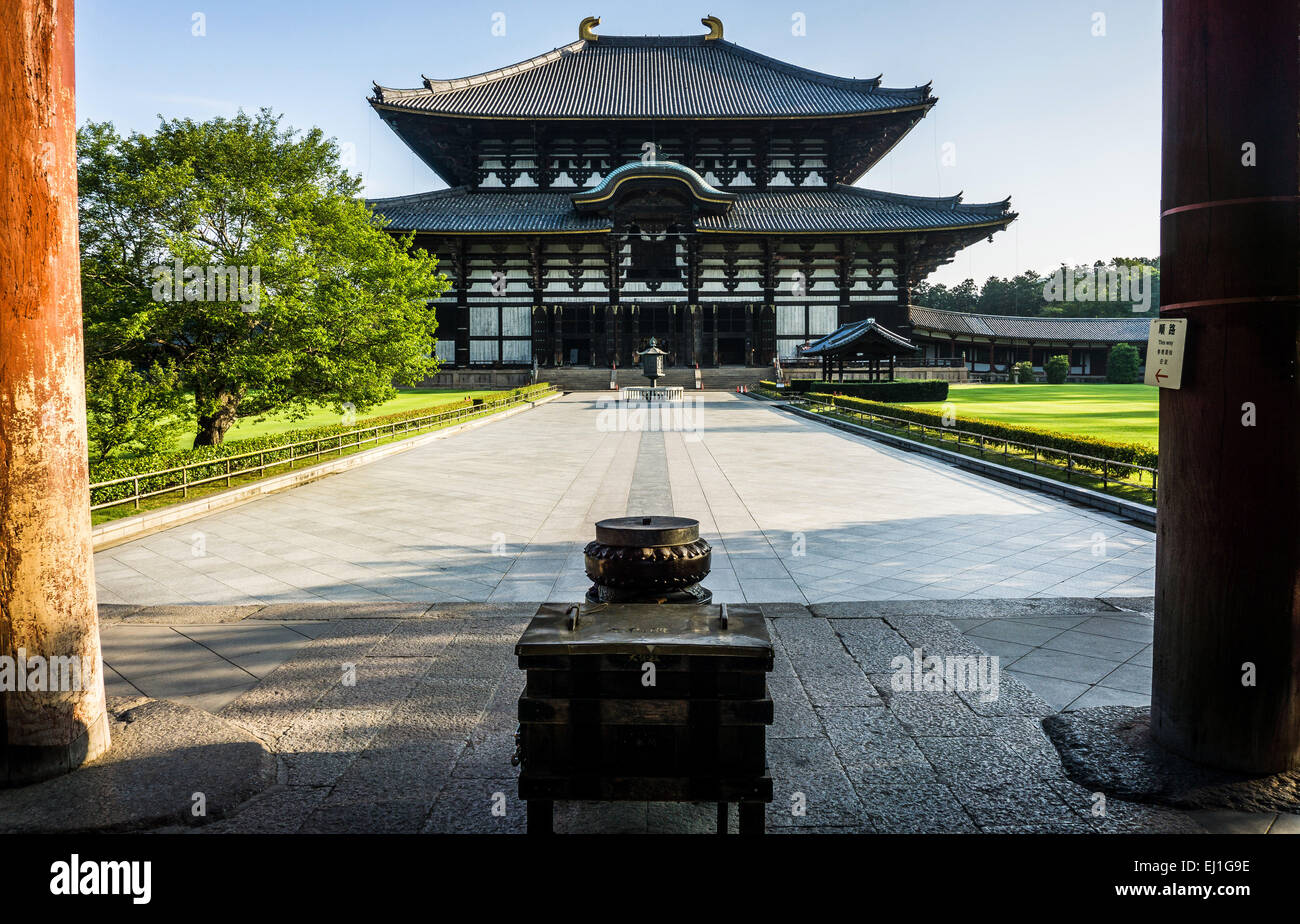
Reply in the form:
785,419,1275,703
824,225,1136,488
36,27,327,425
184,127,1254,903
605,306,617,368
1152,0,1300,773
711,305,719,367
453,240,470,369
690,306,701,367
748,300,759,363
1,0,111,785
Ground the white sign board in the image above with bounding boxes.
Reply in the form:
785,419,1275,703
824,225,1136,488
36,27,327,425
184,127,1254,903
1144,318,1187,389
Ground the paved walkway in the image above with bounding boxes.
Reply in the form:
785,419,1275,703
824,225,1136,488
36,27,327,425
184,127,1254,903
954,604,1154,712
86,600,1295,835
94,393,1156,606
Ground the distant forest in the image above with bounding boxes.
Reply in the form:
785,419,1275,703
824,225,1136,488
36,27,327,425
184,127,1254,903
914,257,1160,318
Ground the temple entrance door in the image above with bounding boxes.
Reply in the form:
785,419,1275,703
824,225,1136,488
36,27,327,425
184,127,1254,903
560,305,592,366
631,303,682,366
714,305,749,365
717,336,746,365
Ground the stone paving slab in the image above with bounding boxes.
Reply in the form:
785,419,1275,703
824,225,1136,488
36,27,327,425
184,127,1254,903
955,611,1154,712
64,601,1251,834
93,394,1156,606
24,600,1286,834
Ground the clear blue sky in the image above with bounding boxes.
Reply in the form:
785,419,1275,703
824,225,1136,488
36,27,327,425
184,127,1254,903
75,0,1161,287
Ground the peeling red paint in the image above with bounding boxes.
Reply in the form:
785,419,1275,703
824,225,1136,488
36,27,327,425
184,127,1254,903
1,0,111,783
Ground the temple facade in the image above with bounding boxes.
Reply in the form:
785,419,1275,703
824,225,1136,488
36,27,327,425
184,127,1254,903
367,15,1015,369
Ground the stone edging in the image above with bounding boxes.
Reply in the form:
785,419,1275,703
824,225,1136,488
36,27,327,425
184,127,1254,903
96,596,1152,626
91,392,562,551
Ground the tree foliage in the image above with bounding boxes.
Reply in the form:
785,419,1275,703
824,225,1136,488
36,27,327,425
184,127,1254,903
914,258,1160,319
85,359,189,461
78,109,450,446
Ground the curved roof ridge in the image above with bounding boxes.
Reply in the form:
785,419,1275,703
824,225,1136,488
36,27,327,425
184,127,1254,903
596,159,720,187
365,187,469,206
373,34,930,106
705,38,912,95
373,41,585,100
573,160,736,212
802,317,919,356
420,40,585,95
840,186,1012,213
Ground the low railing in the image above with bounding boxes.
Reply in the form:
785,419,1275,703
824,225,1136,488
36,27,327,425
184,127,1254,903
782,357,966,370
90,386,559,512
904,357,968,368
774,389,1157,504
619,386,686,402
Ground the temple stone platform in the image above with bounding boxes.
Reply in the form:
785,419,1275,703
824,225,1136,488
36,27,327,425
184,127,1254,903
10,598,1282,834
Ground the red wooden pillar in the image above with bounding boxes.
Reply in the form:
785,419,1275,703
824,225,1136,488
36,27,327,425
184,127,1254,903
1,0,111,784
1153,0,1300,773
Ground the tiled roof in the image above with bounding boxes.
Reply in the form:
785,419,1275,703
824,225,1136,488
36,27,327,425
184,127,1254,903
367,189,609,233
367,185,1013,235
908,306,1150,343
802,318,919,356
697,187,1012,233
371,35,931,119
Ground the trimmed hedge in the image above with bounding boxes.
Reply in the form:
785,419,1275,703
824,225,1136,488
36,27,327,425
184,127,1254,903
812,394,1158,470
787,379,949,402
89,384,554,506
1107,344,1141,384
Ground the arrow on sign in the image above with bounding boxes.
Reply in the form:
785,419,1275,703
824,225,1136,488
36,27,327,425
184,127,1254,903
1155,369,1167,383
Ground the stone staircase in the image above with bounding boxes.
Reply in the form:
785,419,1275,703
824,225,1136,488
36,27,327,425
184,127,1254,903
545,365,773,392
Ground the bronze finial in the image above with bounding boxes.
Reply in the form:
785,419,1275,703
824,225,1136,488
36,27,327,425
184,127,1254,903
579,16,600,41
702,15,723,40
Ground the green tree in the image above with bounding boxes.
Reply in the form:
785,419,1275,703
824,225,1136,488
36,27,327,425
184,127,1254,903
1045,354,1070,384
950,278,979,309
78,110,449,446
85,359,189,461
1106,343,1141,383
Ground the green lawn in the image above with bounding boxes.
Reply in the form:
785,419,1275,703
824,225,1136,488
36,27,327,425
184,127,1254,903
901,383,1159,447
172,388,496,450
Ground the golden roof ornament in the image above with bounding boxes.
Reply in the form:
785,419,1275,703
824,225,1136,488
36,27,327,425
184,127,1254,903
579,16,600,41
702,15,723,40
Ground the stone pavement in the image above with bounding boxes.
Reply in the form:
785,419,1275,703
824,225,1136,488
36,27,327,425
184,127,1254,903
95,393,1157,607
87,598,1296,835
952,597,1155,712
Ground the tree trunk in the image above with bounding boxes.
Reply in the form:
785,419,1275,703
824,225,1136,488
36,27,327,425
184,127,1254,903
1,0,111,785
193,392,239,447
